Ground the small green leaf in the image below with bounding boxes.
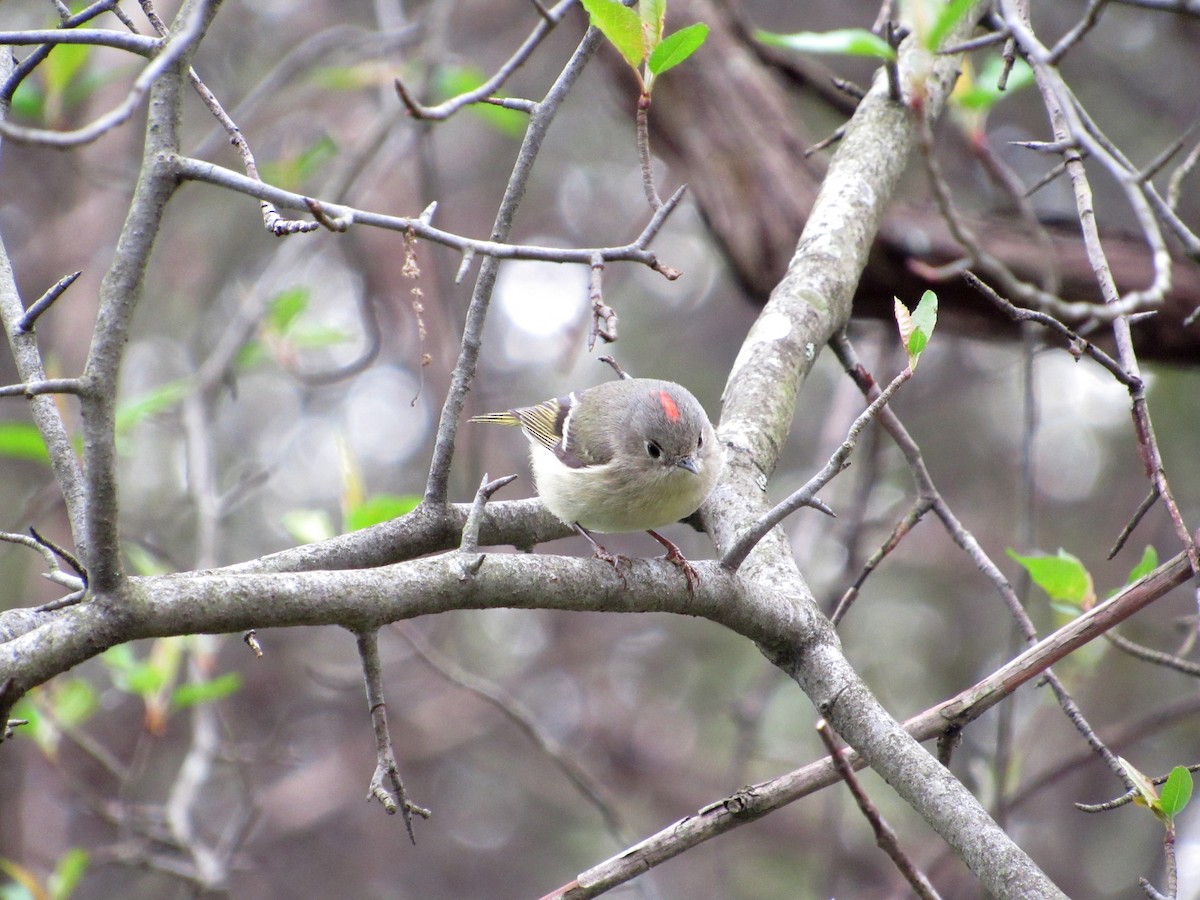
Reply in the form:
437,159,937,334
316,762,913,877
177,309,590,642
345,494,422,532
0,421,51,463
288,324,353,349
266,287,311,334
894,291,938,367
42,43,91,97
1118,756,1162,814
1008,548,1094,607
10,82,44,121
1160,766,1194,819
1127,546,1158,585
435,66,526,137
954,56,1034,112
171,672,242,710
52,679,97,728
262,135,338,192
924,0,976,51
648,23,709,76
236,340,270,371
125,544,172,577
103,645,167,697
49,847,90,900
282,508,337,544
580,0,646,69
756,28,896,61
115,380,190,435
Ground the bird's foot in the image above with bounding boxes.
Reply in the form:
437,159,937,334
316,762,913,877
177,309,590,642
648,530,700,596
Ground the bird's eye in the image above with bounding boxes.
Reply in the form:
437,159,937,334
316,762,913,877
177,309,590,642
697,433,704,450
646,441,662,459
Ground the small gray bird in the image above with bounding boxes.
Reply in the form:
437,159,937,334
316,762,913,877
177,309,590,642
470,377,723,589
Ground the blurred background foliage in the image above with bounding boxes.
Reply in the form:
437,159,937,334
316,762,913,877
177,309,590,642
1,1,1199,897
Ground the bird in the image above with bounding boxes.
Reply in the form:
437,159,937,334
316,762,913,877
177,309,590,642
470,377,723,591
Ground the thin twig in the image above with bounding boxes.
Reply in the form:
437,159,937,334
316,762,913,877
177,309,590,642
1109,487,1161,559
15,271,82,334
422,28,605,508
587,253,618,350
636,96,663,210
393,0,572,120
355,629,430,841
722,365,910,572
0,1,215,146
459,474,519,556
397,624,631,847
817,720,942,900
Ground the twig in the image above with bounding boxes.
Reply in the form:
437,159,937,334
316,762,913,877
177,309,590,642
1077,763,1200,813
1046,0,1109,63
817,720,942,899
722,365,910,572
0,1,216,146
0,378,86,397
960,272,1135,387
355,629,430,841
597,356,631,380
830,499,926,625
1108,487,1160,559
831,334,1132,787
540,551,1192,897
587,253,618,350
15,271,81,334
397,624,631,847
1105,630,1200,678
884,22,904,103
393,0,572,120
636,95,663,210
0,2,129,102
422,28,605,508
174,156,685,276
459,473,519,555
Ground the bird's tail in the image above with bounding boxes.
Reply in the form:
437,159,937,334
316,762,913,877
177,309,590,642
467,412,522,426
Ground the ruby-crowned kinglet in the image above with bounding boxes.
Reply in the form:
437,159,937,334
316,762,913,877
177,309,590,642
470,377,723,586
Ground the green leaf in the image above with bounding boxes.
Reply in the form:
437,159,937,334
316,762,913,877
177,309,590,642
282,509,337,544
236,340,269,371
580,0,646,69
894,291,938,367
648,23,709,76
924,0,976,51
1128,546,1158,584
640,0,666,47
0,422,51,463
42,43,91,97
756,28,896,61
125,544,172,577
909,289,938,359
1119,756,1162,816
954,56,1034,112
1160,766,1194,819
1008,548,1094,607
260,135,337,191
345,494,422,532
266,286,310,334
102,645,166,697
115,380,190,435
171,672,242,710
434,66,526,137
288,324,353,349
52,679,97,728
49,848,89,900
10,80,45,121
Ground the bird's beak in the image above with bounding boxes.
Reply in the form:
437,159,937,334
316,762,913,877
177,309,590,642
676,456,700,476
